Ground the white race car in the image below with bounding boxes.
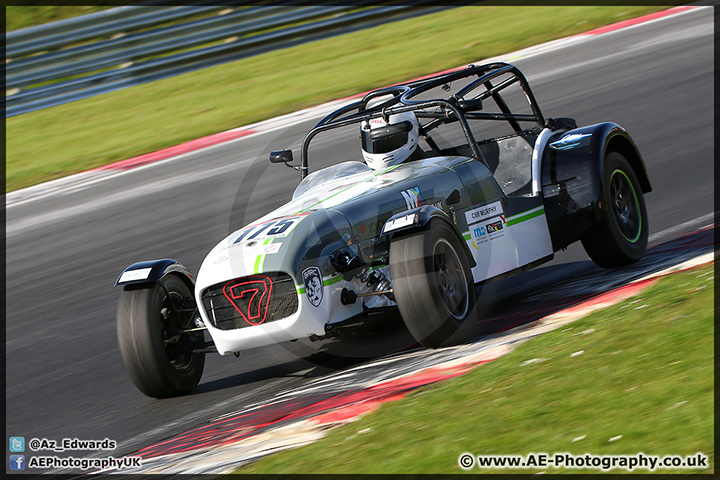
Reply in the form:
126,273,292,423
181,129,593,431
115,63,651,397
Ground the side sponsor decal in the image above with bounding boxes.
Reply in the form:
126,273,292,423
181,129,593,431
467,206,545,249
470,215,506,248
400,186,424,210
465,200,504,226
486,218,504,234
302,266,324,307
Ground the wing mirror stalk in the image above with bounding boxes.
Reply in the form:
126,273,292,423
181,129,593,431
269,150,303,173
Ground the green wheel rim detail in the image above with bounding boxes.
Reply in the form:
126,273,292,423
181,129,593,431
610,169,642,244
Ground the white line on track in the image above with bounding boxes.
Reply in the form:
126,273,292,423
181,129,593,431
648,212,714,243
6,161,242,236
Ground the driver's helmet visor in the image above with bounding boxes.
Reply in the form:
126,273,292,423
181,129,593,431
361,121,413,154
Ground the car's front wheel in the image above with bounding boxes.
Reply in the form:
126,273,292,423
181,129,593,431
582,151,649,268
390,219,477,348
117,274,205,398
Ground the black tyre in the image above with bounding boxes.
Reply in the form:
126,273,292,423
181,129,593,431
389,219,476,348
117,274,205,398
582,151,649,268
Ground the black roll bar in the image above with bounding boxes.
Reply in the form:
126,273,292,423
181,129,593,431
301,98,487,178
296,62,546,179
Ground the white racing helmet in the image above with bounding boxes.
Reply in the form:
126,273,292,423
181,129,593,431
360,111,419,170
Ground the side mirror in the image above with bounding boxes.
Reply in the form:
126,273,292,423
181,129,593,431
269,150,293,164
458,97,482,111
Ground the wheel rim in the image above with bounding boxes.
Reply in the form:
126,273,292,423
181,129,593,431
610,169,642,243
160,290,198,373
433,239,469,320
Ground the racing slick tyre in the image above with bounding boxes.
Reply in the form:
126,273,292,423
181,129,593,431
117,274,205,398
582,151,649,268
390,219,476,348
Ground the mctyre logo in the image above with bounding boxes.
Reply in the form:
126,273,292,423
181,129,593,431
223,275,273,325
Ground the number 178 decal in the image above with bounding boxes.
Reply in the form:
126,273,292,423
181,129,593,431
233,214,309,244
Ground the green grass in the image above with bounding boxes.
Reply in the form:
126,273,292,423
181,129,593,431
6,6,667,192
239,263,714,474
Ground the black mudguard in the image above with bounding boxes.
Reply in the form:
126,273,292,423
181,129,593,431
382,205,477,268
114,259,195,291
541,122,651,251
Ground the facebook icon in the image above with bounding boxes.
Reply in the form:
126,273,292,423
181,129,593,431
9,455,25,470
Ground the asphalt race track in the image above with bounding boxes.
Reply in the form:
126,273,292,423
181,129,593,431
5,7,713,467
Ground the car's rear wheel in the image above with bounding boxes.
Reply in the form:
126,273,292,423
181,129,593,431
390,219,476,348
117,274,205,398
582,151,649,268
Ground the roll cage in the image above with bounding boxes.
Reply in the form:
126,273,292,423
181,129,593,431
282,63,549,179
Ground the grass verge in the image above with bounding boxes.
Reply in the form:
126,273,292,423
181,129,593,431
238,263,714,474
5,5,667,192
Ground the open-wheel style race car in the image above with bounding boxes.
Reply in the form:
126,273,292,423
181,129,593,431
115,62,651,397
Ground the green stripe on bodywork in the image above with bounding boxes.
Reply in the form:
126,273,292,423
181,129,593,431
253,239,274,273
463,232,471,241
324,275,344,286
253,255,265,275
506,207,545,227
295,164,400,214
296,273,344,294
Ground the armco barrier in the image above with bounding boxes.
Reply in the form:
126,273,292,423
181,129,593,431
7,5,220,57
6,2,453,117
